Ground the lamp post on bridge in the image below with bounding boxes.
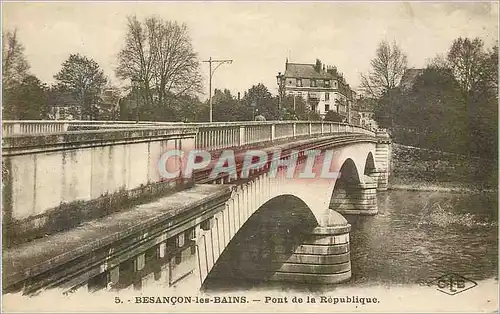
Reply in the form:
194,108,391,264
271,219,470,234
131,77,143,123
276,72,285,120
203,57,233,123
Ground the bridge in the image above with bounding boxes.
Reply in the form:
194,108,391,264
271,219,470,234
1,120,391,294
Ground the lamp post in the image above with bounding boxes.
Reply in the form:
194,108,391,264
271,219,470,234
203,57,233,123
276,72,285,120
131,77,143,123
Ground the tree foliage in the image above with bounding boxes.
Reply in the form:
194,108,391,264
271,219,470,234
324,110,344,122
242,83,277,120
2,28,29,89
446,37,497,96
54,53,108,120
373,37,497,162
360,40,408,98
116,15,202,113
1,29,50,120
3,75,50,119
210,89,252,122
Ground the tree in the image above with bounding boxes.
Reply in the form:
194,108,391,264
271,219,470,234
54,53,107,120
324,110,343,122
444,38,498,157
3,75,50,119
2,29,29,89
360,40,408,98
116,16,202,114
446,38,495,95
243,84,277,120
211,89,251,121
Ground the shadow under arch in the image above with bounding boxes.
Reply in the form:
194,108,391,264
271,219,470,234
202,194,318,291
364,152,376,176
329,158,361,211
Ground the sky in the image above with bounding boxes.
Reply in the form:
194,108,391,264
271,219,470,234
2,1,499,98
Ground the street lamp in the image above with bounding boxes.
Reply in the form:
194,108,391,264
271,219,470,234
203,57,233,123
276,72,285,120
131,77,143,123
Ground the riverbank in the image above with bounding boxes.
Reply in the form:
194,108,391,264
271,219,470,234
389,143,498,193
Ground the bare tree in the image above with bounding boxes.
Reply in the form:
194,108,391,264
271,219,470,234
2,29,30,88
360,40,408,98
116,16,203,111
447,37,498,96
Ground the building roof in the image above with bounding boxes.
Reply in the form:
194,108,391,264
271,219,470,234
284,63,332,80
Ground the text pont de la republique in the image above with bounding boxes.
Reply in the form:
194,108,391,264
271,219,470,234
132,295,380,305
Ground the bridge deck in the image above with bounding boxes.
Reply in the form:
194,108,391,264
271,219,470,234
2,184,231,289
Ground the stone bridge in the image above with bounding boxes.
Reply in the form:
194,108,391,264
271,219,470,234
1,120,391,294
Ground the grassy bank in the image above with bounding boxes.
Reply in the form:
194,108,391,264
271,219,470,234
389,143,498,192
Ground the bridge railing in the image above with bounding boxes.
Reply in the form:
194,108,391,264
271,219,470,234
2,120,377,137
1,120,188,135
189,121,376,150
2,120,376,152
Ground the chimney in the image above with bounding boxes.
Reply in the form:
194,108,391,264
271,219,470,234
315,59,322,72
326,65,337,76
237,92,241,101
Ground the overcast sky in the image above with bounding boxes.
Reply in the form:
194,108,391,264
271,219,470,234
3,1,498,98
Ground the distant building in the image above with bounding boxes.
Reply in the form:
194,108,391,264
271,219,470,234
279,59,354,120
48,91,81,120
400,68,424,92
48,87,122,120
356,95,378,131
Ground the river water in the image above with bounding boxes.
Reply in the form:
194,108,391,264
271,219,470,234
204,190,498,292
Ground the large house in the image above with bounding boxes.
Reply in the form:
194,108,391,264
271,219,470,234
279,59,354,120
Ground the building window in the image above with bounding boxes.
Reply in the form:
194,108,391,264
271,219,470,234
297,92,302,97
333,81,338,89
310,79,316,87
325,104,330,112
325,92,330,101
296,79,302,87
324,80,330,87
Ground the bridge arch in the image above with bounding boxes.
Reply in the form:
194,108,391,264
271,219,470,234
202,194,318,288
364,152,376,175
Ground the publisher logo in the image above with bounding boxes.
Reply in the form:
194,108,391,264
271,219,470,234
426,273,477,295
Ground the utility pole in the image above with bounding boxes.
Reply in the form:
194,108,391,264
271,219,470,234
203,57,233,123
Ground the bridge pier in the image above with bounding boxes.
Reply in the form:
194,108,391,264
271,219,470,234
375,129,392,191
270,211,351,284
330,179,379,215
